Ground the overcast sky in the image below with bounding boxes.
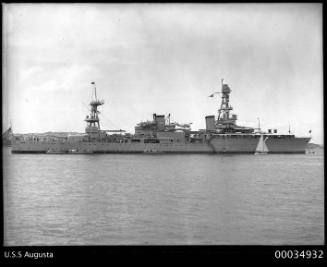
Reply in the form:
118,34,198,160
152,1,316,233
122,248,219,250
2,3,323,143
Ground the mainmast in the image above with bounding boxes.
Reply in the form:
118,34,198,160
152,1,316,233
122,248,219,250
85,82,104,135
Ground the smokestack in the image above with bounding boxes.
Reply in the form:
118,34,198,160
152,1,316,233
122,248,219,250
205,115,215,131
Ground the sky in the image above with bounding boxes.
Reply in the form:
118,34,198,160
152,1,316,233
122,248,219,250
2,3,323,144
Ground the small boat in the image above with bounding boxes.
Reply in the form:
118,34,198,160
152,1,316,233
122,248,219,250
255,135,269,155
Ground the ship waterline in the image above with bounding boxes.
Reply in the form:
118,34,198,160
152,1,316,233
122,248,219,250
11,79,310,154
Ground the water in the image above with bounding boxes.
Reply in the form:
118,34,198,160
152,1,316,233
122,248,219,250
3,147,324,245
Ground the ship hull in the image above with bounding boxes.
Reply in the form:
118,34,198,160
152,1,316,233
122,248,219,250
265,136,311,153
11,135,310,154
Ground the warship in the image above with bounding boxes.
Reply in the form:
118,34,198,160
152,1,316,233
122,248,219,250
11,79,310,154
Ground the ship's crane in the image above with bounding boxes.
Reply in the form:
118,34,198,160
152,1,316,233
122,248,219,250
164,113,192,129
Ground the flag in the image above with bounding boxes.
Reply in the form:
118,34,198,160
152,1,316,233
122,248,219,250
91,82,95,84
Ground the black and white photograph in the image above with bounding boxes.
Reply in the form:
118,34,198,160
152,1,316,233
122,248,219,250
2,2,324,261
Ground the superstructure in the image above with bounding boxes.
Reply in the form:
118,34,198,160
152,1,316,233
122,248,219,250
11,79,310,154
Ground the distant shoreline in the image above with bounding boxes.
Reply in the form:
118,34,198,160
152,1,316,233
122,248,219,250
307,143,324,149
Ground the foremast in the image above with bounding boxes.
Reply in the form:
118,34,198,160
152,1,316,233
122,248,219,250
209,78,254,133
216,79,237,129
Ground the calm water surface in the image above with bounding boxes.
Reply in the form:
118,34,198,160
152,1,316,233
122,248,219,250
3,147,324,245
